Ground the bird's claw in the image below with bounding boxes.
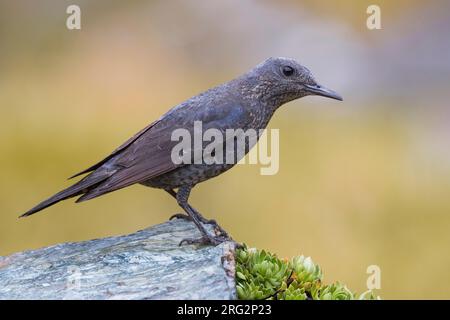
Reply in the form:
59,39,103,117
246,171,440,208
170,213,230,239
170,214,224,232
169,213,191,221
212,223,229,238
179,235,230,247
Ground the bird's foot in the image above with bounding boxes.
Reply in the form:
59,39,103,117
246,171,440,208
179,234,231,247
170,212,211,224
169,213,191,221
209,220,230,239
170,213,229,239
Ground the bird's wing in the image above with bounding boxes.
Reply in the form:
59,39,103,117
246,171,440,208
69,120,161,179
77,99,250,202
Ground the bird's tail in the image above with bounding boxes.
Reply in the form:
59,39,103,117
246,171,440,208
20,169,113,218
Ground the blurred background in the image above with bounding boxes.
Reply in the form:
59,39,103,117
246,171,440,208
1,0,450,299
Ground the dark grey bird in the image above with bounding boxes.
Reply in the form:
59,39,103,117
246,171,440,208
21,57,342,245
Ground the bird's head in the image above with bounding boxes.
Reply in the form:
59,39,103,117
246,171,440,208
244,57,343,107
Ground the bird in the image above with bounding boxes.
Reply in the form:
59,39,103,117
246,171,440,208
21,57,342,246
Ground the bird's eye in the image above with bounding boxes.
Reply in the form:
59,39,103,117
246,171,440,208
282,66,295,77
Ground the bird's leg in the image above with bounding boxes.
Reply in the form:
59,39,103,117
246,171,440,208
166,189,209,223
174,186,230,246
166,189,229,238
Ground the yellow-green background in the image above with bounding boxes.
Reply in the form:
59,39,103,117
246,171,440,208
1,0,450,299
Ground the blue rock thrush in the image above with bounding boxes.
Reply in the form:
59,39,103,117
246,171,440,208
22,57,342,246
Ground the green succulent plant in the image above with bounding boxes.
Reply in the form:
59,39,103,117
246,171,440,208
235,245,379,300
276,280,307,300
311,282,354,300
236,247,291,300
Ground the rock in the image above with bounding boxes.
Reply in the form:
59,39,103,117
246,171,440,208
0,220,237,300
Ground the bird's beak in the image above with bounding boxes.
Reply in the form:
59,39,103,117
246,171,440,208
304,84,343,101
